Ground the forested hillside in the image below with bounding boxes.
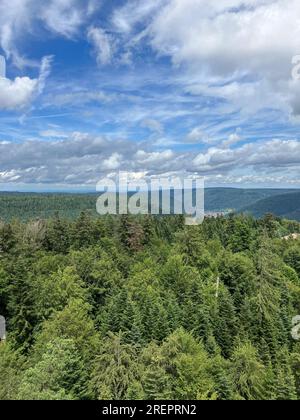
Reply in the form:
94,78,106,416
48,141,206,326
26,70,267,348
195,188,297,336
1,213,300,400
0,193,98,221
241,191,300,221
1,188,299,221
204,188,295,212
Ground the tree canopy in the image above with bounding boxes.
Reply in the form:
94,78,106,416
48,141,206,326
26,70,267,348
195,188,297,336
0,212,300,400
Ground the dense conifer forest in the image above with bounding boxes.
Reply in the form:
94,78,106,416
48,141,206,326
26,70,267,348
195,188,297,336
1,212,300,400
1,189,299,221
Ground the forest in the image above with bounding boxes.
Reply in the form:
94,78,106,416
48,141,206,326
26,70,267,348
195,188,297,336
1,212,300,400
1,188,299,221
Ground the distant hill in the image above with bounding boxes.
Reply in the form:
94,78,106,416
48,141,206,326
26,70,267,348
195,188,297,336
0,193,98,221
204,188,295,212
240,191,300,220
0,188,299,221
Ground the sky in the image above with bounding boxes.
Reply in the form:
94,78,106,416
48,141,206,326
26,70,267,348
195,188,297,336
0,0,300,191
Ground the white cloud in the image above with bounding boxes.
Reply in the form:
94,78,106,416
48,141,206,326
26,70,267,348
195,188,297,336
0,76,37,110
37,56,53,94
0,0,97,66
0,55,6,77
150,0,299,77
222,132,242,148
141,119,164,134
1,0,300,188
87,26,114,66
186,127,211,144
185,79,288,116
0,55,52,110
135,149,174,164
145,0,300,115
102,153,122,170
39,129,69,139
205,173,300,187
192,139,300,172
0,0,37,68
0,131,299,186
87,0,300,116
40,0,87,38
44,90,115,108
111,0,166,34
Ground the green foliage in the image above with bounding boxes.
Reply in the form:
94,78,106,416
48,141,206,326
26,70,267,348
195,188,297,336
89,332,140,400
0,212,300,400
32,267,86,321
1,189,299,221
17,339,84,400
0,343,25,400
231,342,266,400
284,246,300,276
241,191,300,220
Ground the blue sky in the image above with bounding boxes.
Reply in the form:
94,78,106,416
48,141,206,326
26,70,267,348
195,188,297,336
0,0,300,191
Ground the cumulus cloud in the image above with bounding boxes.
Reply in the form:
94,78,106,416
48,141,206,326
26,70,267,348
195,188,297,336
135,149,174,164
192,139,300,173
0,55,52,110
112,0,300,116
102,153,123,170
0,132,299,186
72,0,300,118
0,132,133,184
150,0,299,77
0,76,37,110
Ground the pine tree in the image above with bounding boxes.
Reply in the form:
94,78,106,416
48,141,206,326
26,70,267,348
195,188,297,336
274,348,297,400
17,338,85,400
0,222,15,254
89,332,140,400
44,213,70,254
143,365,171,400
219,252,256,311
0,342,24,400
291,342,300,399
142,215,156,246
209,356,234,400
72,212,95,249
5,257,37,348
214,287,237,358
160,329,216,400
231,341,265,400
120,215,145,253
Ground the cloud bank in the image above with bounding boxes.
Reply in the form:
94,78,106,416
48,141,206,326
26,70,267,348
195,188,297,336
0,132,299,186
